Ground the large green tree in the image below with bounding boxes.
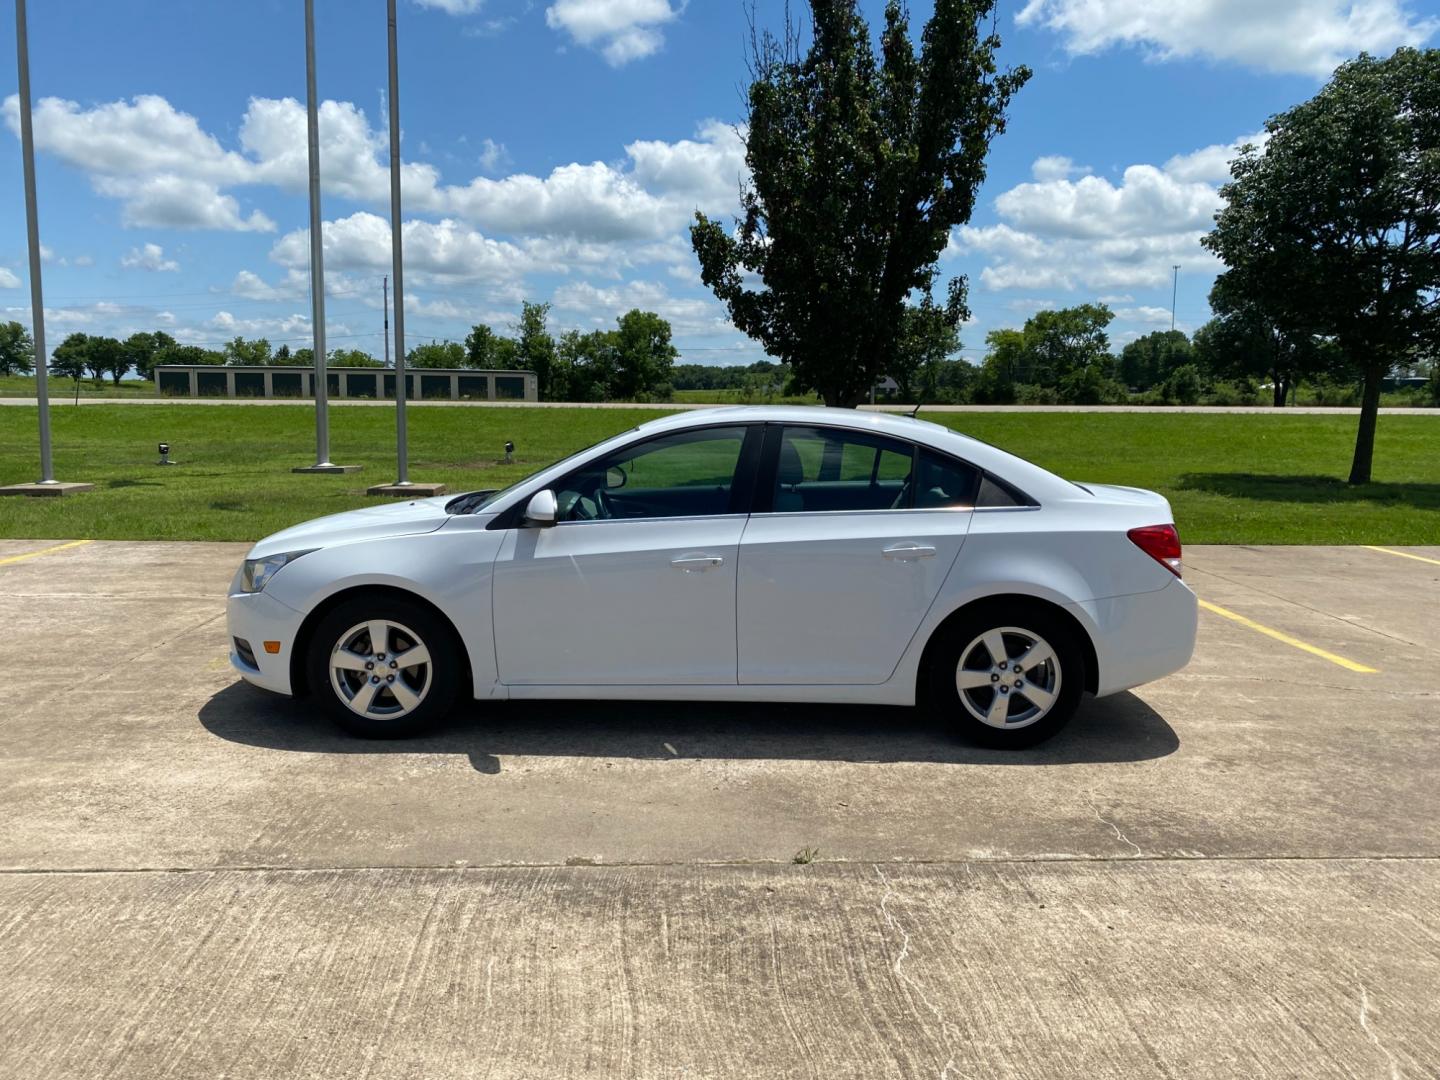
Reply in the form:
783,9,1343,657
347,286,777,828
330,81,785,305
0,321,34,376
691,0,1028,406
887,296,962,401
1118,330,1192,392
408,340,467,369
123,331,175,381
223,336,273,366
1203,48,1440,483
49,333,93,381
611,309,677,401
515,301,558,399
1190,283,1335,407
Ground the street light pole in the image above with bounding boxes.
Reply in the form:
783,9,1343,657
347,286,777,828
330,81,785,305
1171,265,1180,333
1,0,92,497
382,276,390,368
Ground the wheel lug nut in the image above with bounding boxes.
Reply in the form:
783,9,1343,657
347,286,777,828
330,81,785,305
370,676,379,684
1000,686,1008,694
389,661,398,669
365,662,374,670
386,675,395,683
377,653,386,661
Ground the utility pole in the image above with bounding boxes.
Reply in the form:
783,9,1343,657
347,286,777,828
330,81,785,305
382,276,390,368
1,0,91,497
1170,265,1180,333
293,0,358,474
368,0,444,497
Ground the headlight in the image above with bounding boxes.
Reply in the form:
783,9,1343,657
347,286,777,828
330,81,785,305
239,549,315,593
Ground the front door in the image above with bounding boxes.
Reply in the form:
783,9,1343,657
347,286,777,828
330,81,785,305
492,424,759,685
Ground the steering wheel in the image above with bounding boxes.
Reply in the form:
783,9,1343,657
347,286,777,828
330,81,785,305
595,487,614,519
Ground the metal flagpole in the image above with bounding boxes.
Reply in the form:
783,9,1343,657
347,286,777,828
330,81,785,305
1171,265,1179,332
382,276,390,368
1,0,90,497
387,0,410,487
305,0,330,465
293,0,356,474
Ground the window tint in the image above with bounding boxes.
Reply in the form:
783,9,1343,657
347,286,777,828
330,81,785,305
915,450,981,509
771,427,915,513
554,427,747,521
976,475,1025,508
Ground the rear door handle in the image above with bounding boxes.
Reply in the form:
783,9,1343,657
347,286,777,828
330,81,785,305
671,553,725,572
883,543,936,561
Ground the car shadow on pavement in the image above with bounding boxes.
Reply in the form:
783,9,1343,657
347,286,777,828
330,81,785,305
198,682,1179,770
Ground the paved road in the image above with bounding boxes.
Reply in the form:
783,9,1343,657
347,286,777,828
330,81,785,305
0,396,1435,414
2,540,1437,1078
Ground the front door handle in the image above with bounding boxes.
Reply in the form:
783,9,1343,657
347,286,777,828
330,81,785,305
883,543,936,561
671,553,725,572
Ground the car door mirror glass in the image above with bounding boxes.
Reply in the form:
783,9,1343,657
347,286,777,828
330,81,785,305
605,466,628,490
524,489,558,526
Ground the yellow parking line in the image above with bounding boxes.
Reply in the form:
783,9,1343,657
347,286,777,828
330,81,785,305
1364,545,1440,568
0,539,93,567
1198,599,1379,674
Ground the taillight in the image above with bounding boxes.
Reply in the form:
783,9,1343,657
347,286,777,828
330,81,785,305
1128,524,1182,578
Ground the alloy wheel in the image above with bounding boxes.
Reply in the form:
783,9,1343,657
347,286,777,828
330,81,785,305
955,626,1062,730
329,619,433,720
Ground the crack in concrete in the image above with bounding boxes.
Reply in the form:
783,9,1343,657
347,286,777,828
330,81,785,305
1086,792,1143,857
1357,982,1403,1080
875,866,975,1080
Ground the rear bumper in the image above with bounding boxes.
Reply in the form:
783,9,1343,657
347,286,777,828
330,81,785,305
1070,576,1198,697
226,589,306,696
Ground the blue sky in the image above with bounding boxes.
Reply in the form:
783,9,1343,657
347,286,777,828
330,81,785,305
2,0,1437,367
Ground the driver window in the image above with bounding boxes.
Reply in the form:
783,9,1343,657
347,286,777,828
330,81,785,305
553,427,748,522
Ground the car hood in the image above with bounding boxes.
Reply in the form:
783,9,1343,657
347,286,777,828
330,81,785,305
247,495,453,558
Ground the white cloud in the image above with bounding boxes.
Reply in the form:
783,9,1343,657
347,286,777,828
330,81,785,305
1016,0,1439,77
6,91,742,252
120,243,180,273
415,0,485,12
1113,305,1175,325
951,135,1256,291
270,211,534,284
545,0,682,65
1030,155,1090,182
478,138,511,173
552,279,730,336
73,254,95,267
0,268,19,288
1162,131,1268,184
230,269,308,301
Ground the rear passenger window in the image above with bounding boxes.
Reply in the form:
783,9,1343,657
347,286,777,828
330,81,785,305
915,451,981,508
772,427,915,512
976,475,1024,508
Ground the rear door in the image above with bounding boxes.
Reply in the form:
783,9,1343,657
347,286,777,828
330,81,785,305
736,425,975,685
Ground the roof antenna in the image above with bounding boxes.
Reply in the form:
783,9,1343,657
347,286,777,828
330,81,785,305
907,402,922,418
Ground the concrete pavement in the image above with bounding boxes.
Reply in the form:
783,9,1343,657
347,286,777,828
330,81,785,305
2,539,1438,1077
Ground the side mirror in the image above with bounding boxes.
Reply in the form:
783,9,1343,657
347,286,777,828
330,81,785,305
606,466,628,490
524,489,558,526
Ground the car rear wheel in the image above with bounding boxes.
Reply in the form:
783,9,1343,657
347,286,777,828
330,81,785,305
928,603,1086,748
307,597,460,738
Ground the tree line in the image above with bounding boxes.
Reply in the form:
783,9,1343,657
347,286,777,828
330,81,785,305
0,302,681,404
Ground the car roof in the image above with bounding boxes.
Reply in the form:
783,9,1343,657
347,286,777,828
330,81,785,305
635,406,1075,500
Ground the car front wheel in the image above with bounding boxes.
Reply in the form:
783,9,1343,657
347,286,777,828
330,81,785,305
929,603,1086,748
306,596,460,738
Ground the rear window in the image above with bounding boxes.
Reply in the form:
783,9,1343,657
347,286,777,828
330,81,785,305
915,450,981,509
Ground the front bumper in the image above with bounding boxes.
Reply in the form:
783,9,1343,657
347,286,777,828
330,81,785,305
1071,576,1198,697
226,588,307,695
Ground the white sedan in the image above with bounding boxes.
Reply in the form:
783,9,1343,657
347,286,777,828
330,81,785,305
227,406,1196,747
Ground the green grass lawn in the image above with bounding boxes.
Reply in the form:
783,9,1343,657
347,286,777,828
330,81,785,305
0,403,1435,543
0,375,159,398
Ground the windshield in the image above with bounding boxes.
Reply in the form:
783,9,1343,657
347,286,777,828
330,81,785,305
445,428,640,515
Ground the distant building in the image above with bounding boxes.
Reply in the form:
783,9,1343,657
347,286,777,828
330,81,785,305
153,365,538,402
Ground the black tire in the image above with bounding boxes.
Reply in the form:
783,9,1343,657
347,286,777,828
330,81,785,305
306,595,462,738
926,600,1087,749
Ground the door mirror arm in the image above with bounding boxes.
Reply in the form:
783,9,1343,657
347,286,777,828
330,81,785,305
524,489,558,527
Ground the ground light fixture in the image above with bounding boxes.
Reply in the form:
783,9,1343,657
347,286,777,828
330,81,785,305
505,441,515,464
157,443,179,466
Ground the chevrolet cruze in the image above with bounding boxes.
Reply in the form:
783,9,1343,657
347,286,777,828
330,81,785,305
228,406,1197,747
